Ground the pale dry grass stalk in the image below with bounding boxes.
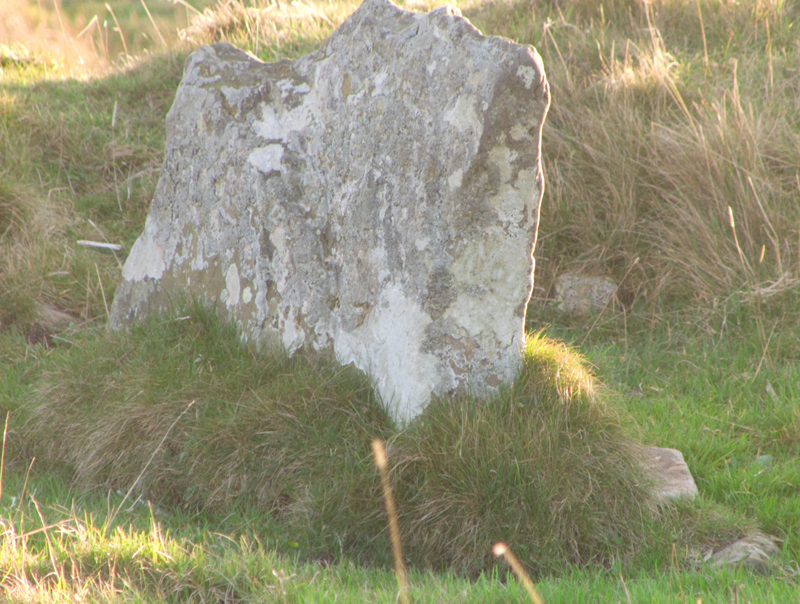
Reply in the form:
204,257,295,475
104,3,129,57
0,412,8,502
696,0,708,73
31,496,64,586
619,570,632,604
727,206,753,282
141,0,168,48
372,439,408,604
492,542,545,604
51,0,74,73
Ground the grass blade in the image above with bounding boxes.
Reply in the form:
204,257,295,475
372,439,408,604
493,542,545,604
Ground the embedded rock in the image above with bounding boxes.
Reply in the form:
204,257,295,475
109,0,550,421
640,446,698,503
709,532,780,573
554,273,617,317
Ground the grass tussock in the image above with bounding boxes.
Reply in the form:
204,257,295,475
0,175,75,332
17,306,682,576
25,304,391,512
391,333,658,575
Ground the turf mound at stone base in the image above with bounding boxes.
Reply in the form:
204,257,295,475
19,305,748,576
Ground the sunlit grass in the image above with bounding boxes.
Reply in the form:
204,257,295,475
1,0,799,601
0,474,795,602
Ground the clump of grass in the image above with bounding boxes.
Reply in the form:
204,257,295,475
0,176,73,334
17,306,719,576
24,302,391,510
391,333,659,576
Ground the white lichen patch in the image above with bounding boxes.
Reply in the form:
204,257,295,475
221,85,251,112
444,94,479,133
254,99,317,142
335,283,442,422
248,145,284,174
488,144,517,183
371,71,389,96
223,263,241,308
516,65,538,89
509,123,530,142
281,307,305,353
447,168,463,191
121,230,166,282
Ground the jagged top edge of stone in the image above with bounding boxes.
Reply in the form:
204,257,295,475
186,0,545,77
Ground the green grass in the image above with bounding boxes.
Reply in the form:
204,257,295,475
2,303,797,600
532,297,800,564
1,422,797,603
2,0,800,600
7,304,678,576
0,474,797,602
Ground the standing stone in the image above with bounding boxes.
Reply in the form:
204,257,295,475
109,0,550,422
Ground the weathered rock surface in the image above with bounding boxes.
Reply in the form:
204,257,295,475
640,446,699,503
109,0,550,421
553,273,617,317
708,532,781,573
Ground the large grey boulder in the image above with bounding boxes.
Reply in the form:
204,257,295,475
109,0,550,421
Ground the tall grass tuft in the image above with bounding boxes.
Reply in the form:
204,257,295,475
390,333,658,576
25,303,391,513
0,176,74,333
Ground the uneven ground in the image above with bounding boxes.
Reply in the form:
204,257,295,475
1,0,799,601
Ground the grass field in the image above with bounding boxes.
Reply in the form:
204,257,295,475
2,0,799,601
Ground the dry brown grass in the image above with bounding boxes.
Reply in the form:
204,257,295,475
180,0,357,56
0,177,75,331
523,0,800,309
3,0,799,340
